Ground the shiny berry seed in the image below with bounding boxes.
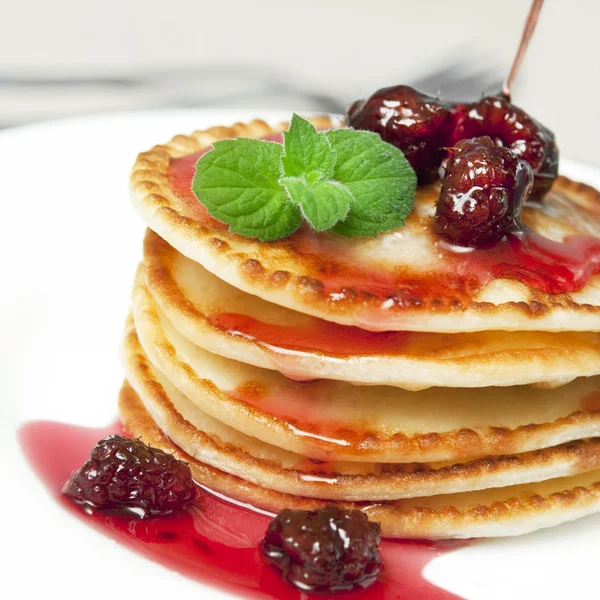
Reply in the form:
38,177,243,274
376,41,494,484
347,84,455,182
453,96,558,197
434,136,533,247
261,506,382,594
63,435,195,518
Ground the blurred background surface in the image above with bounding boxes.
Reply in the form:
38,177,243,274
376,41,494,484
1,0,598,165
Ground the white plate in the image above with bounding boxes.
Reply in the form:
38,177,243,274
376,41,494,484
2,110,599,600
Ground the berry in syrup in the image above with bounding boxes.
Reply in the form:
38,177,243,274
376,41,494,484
452,95,558,198
435,136,534,247
63,434,196,518
261,506,382,594
347,85,455,183
347,87,557,197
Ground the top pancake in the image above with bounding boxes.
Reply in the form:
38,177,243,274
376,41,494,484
130,117,600,333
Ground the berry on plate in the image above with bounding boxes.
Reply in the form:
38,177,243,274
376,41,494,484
63,435,195,518
261,506,382,594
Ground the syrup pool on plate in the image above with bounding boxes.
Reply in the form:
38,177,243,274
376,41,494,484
19,420,469,600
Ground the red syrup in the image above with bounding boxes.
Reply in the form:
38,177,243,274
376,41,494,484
19,419,469,599
446,227,600,296
208,312,409,356
167,133,283,228
169,144,600,308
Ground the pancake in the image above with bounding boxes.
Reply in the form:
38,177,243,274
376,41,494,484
120,380,600,539
122,319,600,501
130,117,600,333
142,229,600,389
130,278,600,463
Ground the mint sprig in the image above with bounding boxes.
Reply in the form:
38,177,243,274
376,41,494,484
192,114,416,241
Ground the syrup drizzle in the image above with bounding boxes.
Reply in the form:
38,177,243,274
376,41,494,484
208,312,409,356
229,380,355,448
448,227,600,296
19,420,468,599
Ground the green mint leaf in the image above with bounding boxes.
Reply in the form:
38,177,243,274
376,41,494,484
192,138,301,242
281,175,352,231
325,129,417,237
281,113,335,179
192,114,417,242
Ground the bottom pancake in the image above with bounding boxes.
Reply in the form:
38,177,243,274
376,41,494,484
119,380,600,540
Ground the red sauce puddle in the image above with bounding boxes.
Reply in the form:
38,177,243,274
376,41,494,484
169,143,600,309
19,420,469,599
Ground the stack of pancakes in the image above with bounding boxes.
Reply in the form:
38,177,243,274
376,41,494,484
123,117,600,539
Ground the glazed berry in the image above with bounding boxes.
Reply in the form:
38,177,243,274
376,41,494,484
453,96,558,197
434,136,533,247
261,506,382,594
348,87,558,197
347,84,455,182
63,435,195,518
